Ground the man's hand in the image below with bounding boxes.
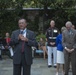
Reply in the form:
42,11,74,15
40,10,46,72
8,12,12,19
21,37,28,42
66,48,70,53
70,49,74,53
18,34,23,40
65,47,71,53
65,47,74,53
18,34,28,42
50,42,55,45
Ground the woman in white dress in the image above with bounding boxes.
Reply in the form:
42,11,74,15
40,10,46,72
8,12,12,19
56,27,66,75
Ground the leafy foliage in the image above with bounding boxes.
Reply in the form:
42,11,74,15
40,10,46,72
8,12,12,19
36,33,46,42
0,0,76,37
0,0,25,37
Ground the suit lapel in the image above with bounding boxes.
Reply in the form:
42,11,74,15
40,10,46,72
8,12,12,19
26,29,30,39
67,29,74,38
15,29,20,37
70,29,75,38
66,30,70,37
18,29,20,35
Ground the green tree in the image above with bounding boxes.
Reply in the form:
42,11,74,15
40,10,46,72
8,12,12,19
0,0,76,36
24,0,76,31
0,0,26,36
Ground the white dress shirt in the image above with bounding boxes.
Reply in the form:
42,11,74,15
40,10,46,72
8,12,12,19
20,29,26,37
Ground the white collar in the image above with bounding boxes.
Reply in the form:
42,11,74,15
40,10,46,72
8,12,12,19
21,28,26,31
20,28,27,34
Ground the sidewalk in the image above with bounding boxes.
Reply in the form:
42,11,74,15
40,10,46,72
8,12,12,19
0,56,72,75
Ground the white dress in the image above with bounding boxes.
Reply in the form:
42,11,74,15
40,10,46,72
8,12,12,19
57,50,64,64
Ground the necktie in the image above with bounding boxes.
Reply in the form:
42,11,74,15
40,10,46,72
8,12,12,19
20,30,25,53
68,30,72,38
69,30,72,35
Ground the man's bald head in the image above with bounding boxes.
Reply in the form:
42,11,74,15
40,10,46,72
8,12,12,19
65,21,72,30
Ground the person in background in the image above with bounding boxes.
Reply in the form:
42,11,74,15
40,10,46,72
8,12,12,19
0,36,3,60
69,24,75,71
56,27,66,75
62,21,76,75
38,38,48,59
0,36,5,60
5,32,13,58
72,25,75,29
46,20,59,68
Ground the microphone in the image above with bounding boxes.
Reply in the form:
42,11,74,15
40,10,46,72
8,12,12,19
20,30,23,34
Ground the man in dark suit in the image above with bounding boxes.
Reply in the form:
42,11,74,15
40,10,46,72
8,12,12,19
0,36,5,60
0,36,3,60
10,18,37,75
62,21,76,75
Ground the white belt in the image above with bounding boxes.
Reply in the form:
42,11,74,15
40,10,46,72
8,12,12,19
49,37,56,39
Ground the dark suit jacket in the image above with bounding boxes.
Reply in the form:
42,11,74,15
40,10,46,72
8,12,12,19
10,29,37,65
